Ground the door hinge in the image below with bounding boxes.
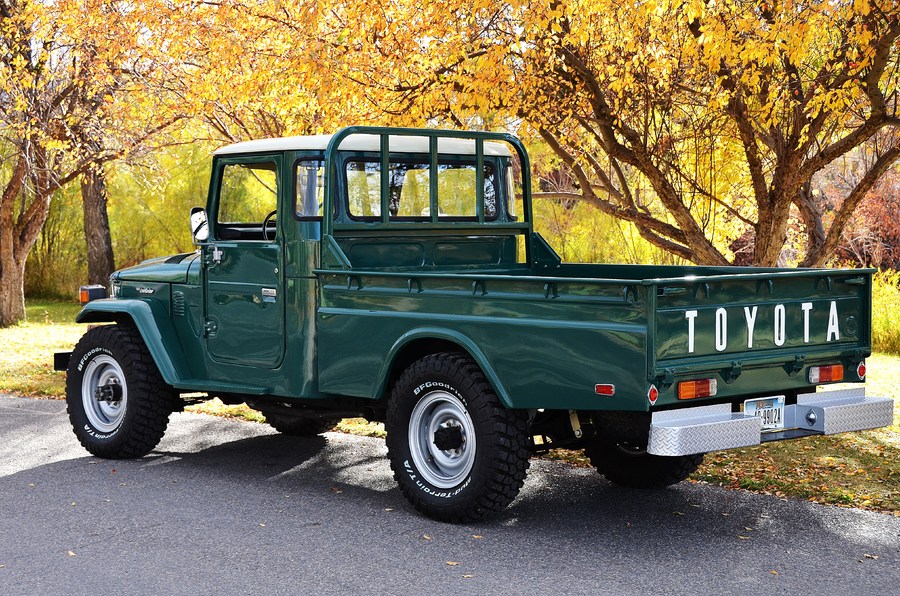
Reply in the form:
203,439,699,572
204,320,218,336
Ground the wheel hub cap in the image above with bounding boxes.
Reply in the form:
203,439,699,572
94,383,123,403
433,425,464,451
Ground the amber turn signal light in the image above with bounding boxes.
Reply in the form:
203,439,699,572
677,378,718,400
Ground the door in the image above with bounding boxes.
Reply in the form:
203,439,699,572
205,156,285,368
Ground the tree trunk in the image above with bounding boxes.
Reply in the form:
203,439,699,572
0,155,29,326
81,168,116,287
0,256,26,327
752,186,793,266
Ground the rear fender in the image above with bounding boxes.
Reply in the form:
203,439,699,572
75,298,190,385
377,327,514,409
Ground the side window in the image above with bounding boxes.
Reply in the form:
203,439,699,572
295,160,324,218
345,158,497,220
217,161,278,238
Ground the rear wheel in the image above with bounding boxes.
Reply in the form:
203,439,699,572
585,440,703,488
586,412,703,488
66,324,174,459
385,352,530,522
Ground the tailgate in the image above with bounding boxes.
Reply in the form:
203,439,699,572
649,269,872,380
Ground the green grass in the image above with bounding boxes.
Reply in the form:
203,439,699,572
2,299,897,514
872,271,900,355
0,301,84,397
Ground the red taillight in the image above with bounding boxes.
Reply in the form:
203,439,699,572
677,378,718,400
857,361,866,380
648,385,659,405
594,384,615,396
808,365,844,384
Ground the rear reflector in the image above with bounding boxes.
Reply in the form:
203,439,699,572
594,384,615,396
648,385,659,405
856,361,866,380
677,378,718,400
808,364,844,384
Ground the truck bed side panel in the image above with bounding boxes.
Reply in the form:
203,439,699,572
316,273,650,411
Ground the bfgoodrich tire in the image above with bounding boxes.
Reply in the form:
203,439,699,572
66,324,175,459
385,352,530,522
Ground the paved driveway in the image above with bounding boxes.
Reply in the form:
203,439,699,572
0,395,897,594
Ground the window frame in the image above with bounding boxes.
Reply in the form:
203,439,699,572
211,153,283,242
291,155,328,221
340,153,502,224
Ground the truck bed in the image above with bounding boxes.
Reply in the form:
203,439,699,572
315,260,872,412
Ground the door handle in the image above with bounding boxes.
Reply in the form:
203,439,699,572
206,245,223,266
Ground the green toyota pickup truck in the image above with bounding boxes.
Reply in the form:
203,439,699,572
56,127,894,521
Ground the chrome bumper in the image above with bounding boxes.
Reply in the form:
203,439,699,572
647,388,894,457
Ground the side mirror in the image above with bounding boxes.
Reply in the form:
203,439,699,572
190,207,209,243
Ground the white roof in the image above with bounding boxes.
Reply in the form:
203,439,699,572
214,133,513,157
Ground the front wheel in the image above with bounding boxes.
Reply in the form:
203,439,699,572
385,353,530,522
66,324,174,459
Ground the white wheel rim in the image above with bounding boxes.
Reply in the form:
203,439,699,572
408,390,476,489
81,355,127,433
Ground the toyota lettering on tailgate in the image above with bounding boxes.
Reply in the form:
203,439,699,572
682,300,857,354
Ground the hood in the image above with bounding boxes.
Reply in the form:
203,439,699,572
112,252,200,284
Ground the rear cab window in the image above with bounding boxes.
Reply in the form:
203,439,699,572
344,157,499,221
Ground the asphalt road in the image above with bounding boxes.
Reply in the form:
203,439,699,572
0,394,897,595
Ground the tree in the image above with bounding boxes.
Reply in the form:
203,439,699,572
294,0,900,266
1,0,181,325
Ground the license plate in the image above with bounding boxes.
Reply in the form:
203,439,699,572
744,396,785,431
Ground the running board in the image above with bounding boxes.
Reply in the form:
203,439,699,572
647,388,894,457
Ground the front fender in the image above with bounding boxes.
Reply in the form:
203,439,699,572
76,298,190,386
376,327,514,409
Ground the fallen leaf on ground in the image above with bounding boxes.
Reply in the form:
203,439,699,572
462,575,474,579
446,561,459,566
67,551,76,557
384,508,394,512
330,487,343,494
471,535,482,539
863,554,879,560
770,570,779,575
737,535,750,540
423,534,432,541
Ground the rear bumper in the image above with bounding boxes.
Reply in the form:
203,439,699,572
647,388,894,456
